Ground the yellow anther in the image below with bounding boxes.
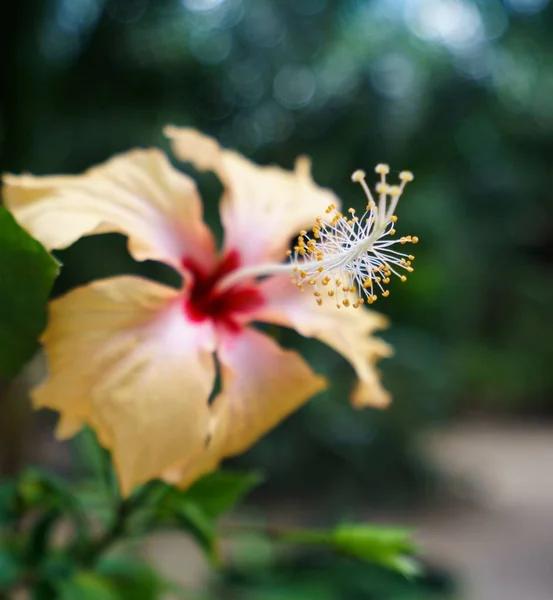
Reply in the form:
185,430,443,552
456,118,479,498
375,182,389,194
300,270,307,278
399,171,414,182
408,255,415,261
382,290,390,297
348,207,356,214
300,230,307,236
375,163,390,175
406,266,414,273
317,266,324,273
316,298,323,306
389,186,401,197
363,279,372,289
351,169,366,182
412,236,419,244
383,277,390,284
308,279,316,285
400,275,407,282
328,290,335,297
391,215,398,223
343,299,350,307
389,229,396,235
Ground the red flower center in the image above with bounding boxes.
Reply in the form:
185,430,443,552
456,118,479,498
182,250,264,332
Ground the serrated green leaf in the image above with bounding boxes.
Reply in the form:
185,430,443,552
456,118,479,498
183,470,263,520
0,206,58,378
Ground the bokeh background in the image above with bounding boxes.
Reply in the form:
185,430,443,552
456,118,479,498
1,0,553,598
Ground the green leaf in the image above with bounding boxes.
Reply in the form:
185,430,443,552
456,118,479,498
56,571,120,600
17,469,89,549
176,500,218,564
26,509,62,565
98,556,166,600
0,480,17,526
332,523,421,578
0,547,23,588
183,470,263,519
0,206,58,378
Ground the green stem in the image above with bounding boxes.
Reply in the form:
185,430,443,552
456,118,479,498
82,482,156,566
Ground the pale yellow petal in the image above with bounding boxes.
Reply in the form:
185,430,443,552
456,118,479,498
36,276,217,496
164,327,327,489
3,149,216,272
256,276,393,408
165,126,339,266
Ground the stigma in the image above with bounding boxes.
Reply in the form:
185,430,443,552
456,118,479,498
289,164,417,308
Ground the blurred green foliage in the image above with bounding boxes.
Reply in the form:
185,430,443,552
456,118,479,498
0,208,58,378
1,0,552,503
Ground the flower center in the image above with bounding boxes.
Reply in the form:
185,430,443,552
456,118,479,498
182,249,264,331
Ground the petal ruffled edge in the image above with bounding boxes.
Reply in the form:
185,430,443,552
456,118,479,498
35,275,217,496
3,148,217,273
163,327,327,489
255,276,393,408
165,126,340,267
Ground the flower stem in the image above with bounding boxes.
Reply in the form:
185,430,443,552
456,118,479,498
82,482,156,566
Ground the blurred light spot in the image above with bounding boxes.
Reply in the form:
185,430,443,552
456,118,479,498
40,0,102,64
491,48,536,111
185,0,243,29
243,2,286,48
405,0,485,52
57,0,102,33
479,1,509,41
370,53,416,99
107,0,148,23
291,0,327,16
252,102,294,144
505,0,550,14
454,46,493,80
274,65,316,109
233,102,294,150
189,30,232,65
181,0,228,12
317,50,360,99
228,59,266,104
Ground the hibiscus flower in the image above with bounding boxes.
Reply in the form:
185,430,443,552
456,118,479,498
2,128,413,496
